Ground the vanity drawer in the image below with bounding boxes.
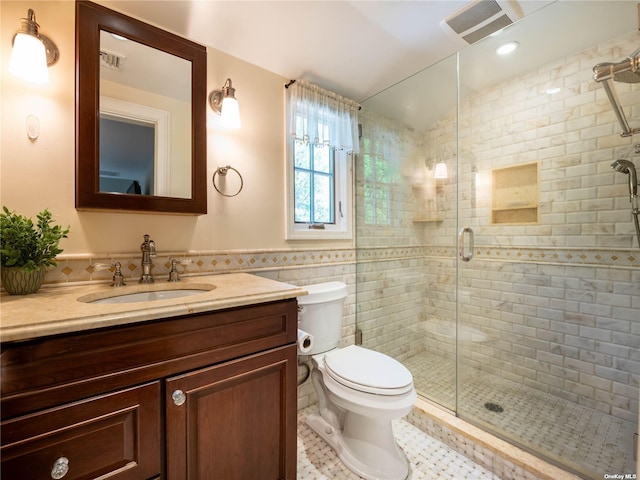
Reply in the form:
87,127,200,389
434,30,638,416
1,382,161,480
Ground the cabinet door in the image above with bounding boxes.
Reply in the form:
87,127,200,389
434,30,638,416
1,382,161,480
166,345,297,480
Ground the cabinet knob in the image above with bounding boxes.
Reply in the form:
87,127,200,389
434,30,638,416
172,389,186,406
50,457,69,479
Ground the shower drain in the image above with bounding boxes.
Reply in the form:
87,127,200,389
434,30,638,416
484,402,504,413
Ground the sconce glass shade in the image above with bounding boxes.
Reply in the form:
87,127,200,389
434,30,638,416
434,162,448,179
209,78,241,129
8,9,58,84
9,32,49,84
220,96,241,129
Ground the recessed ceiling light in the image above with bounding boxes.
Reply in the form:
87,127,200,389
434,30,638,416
111,33,127,41
496,41,519,56
546,87,562,95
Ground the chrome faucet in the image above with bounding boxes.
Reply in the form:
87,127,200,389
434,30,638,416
168,258,194,282
94,261,126,287
139,234,156,283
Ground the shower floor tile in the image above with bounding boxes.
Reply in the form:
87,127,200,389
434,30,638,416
404,351,637,479
297,405,501,479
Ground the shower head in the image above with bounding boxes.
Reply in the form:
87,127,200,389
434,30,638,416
593,47,640,83
611,159,638,197
593,48,640,137
613,69,640,84
614,47,640,83
593,60,640,83
612,158,636,175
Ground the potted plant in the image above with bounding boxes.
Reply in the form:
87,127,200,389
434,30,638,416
0,207,70,295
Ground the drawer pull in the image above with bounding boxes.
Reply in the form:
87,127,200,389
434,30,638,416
50,457,69,479
172,389,186,406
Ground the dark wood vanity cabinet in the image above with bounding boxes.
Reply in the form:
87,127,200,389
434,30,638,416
0,299,298,480
1,382,161,480
166,346,296,479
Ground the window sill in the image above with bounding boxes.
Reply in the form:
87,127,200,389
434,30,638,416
285,228,352,241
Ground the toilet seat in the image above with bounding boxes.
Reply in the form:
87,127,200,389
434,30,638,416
324,345,414,395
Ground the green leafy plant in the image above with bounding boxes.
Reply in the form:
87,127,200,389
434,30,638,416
0,207,70,273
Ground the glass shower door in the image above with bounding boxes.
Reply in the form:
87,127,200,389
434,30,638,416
357,2,638,477
455,2,639,478
356,53,459,412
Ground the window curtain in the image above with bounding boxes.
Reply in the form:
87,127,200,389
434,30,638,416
287,79,360,154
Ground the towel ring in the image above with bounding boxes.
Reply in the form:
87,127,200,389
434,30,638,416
212,165,243,197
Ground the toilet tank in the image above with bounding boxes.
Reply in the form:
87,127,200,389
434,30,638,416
297,282,347,354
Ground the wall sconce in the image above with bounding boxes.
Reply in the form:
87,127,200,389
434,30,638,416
434,162,448,179
208,78,241,129
8,8,59,84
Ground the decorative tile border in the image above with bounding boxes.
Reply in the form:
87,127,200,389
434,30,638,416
473,246,639,268
29,243,640,288
42,247,357,286
356,245,455,262
357,245,639,268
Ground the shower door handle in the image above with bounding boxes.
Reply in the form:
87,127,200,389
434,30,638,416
458,227,474,262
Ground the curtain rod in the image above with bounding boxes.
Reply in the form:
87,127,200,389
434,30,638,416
284,79,361,110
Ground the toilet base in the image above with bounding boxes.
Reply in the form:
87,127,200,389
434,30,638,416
306,411,410,480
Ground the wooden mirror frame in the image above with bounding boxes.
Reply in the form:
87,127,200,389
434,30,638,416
76,1,207,215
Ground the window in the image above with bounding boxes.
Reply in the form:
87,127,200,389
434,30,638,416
294,140,335,224
285,80,359,240
286,138,352,240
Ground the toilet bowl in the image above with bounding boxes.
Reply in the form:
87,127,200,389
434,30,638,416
298,282,417,480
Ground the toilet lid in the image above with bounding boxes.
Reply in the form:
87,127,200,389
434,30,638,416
324,345,414,395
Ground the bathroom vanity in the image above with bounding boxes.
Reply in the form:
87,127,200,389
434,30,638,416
0,273,304,480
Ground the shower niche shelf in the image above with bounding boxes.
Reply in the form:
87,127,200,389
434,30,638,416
491,162,539,225
413,214,443,223
411,184,444,223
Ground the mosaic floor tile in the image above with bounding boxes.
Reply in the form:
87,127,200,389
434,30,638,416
404,351,637,478
297,406,500,479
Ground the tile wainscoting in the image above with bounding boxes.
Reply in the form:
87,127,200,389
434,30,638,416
24,244,639,423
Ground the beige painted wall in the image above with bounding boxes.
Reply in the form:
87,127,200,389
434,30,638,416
1,1,353,256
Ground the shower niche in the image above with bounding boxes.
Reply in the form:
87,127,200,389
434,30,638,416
490,162,539,224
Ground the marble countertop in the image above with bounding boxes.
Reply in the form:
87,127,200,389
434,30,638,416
0,273,307,343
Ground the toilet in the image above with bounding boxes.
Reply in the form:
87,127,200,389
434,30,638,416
298,282,417,480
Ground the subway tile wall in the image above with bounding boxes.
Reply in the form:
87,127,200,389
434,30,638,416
357,31,640,423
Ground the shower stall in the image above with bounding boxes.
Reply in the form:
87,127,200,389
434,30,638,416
355,2,639,479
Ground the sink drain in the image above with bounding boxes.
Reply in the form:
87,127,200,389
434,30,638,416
484,402,504,413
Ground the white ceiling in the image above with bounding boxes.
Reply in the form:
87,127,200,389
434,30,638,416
100,30,192,101
99,0,638,130
100,0,552,102
366,1,640,130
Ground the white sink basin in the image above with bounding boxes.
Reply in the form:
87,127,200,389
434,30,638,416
78,284,215,304
90,289,209,304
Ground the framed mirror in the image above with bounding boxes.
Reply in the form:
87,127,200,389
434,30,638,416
76,1,207,214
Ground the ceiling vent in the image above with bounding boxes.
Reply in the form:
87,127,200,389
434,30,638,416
440,0,524,45
99,49,126,71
